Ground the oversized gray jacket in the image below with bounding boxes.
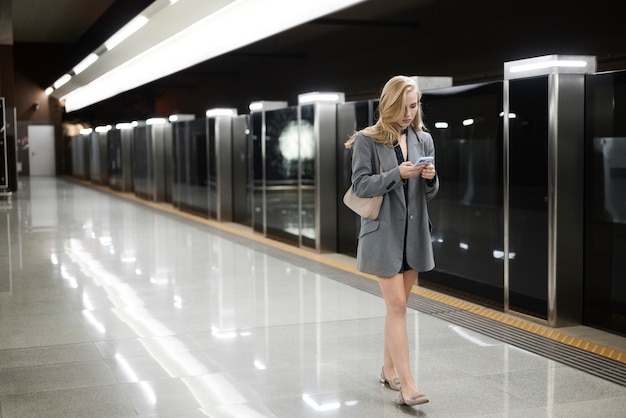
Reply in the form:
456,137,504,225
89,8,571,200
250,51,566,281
351,128,439,277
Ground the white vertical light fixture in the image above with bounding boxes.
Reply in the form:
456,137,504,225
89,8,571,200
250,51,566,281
297,92,345,104
146,117,167,125
205,108,237,117
168,114,195,122
95,125,112,133
248,101,288,112
504,54,596,80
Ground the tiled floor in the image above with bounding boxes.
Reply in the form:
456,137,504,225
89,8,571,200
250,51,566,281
1,177,625,417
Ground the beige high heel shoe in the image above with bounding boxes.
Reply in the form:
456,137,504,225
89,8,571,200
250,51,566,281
399,389,429,406
380,366,401,391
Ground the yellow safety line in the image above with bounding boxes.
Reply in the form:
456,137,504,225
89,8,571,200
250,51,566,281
413,287,626,364
65,176,626,365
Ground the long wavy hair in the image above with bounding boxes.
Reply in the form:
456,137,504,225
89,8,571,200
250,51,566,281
345,75,423,149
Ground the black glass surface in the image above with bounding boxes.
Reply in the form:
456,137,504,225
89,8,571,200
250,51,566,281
419,82,505,309
584,70,626,335
232,115,251,225
299,104,316,249
89,132,101,182
107,129,123,190
81,134,91,180
207,118,217,219
132,126,151,199
172,119,209,217
68,135,79,177
0,98,6,187
189,119,209,217
508,77,549,319
171,121,187,208
251,112,264,234
264,107,300,245
72,135,86,179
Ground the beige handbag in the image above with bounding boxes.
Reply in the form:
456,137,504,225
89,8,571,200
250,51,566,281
343,161,384,220
343,187,383,220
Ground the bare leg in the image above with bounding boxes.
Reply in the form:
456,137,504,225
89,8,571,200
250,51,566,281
379,271,422,398
383,270,417,381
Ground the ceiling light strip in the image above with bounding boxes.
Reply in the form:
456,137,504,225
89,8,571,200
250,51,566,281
73,53,99,75
104,15,149,51
62,0,366,111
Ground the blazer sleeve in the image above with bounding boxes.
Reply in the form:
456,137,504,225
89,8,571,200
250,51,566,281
351,134,403,197
420,131,440,200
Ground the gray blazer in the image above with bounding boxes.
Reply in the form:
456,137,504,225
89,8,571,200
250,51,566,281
351,128,439,277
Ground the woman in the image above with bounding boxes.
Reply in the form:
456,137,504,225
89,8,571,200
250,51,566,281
345,75,438,406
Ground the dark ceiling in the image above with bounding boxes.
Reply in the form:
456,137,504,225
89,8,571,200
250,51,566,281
11,0,626,125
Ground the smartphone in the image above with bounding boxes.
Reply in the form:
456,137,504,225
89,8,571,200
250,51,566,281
413,156,434,166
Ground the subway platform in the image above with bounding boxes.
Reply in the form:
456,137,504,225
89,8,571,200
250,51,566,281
1,176,626,417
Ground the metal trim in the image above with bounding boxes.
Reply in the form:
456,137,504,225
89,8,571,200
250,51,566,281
503,80,510,313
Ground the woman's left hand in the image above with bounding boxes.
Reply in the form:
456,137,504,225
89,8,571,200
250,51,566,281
421,163,436,180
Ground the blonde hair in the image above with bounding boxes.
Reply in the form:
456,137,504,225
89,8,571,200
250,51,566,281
345,75,423,149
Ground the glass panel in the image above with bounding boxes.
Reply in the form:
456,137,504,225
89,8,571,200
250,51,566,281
584,70,626,335
232,115,251,225
208,118,217,219
187,119,208,216
420,82,505,309
172,119,209,216
123,130,133,192
72,135,84,178
89,132,100,182
508,77,549,319
299,104,316,249
107,129,122,190
81,134,90,180
0,98,6,187
171,122,186,207
70,135,78,178
99,133,108,185
132,126,150,199
265,107,299,245
251,112,264,234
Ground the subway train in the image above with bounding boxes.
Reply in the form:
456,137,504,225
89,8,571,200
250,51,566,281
66,63,626,337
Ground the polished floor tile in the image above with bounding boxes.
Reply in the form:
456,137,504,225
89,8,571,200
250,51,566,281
1,177,625,417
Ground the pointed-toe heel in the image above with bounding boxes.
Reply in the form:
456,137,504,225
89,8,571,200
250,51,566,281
380,367,401,391
399,389,429,406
